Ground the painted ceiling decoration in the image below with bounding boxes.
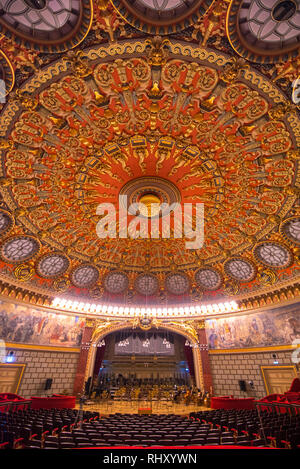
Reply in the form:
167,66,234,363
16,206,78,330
110,0,215,34
227,0,300,62
0,0,93,52
0,0,298,315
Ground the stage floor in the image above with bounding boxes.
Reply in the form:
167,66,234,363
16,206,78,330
76,399,211,415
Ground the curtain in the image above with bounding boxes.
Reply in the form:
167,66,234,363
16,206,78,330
184,344,195,377
93,344,106,377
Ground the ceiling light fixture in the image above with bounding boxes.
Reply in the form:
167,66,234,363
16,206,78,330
51,298,239,318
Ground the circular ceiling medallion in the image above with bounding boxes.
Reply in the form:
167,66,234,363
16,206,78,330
224,257,257,282
0,235,40,263
194,267,222,290
103,271,129,294
135,273,159,296
36,252,70,279
70,264,99,288
165,272,190,295
110,0,214,34
280,217,300,245
0,209,14,236
0,0,93,52
227,0,300,62
253,242,293,268
119,176,181,219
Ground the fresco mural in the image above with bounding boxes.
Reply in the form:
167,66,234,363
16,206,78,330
0,300,84,347
206,304,300,349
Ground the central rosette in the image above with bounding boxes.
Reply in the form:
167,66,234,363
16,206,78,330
119,176,182,223
138,193,162,218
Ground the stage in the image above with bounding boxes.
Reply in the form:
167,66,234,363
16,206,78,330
76,399,210,415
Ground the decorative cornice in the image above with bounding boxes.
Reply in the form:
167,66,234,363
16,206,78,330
4,342,80,353
209,344,299,354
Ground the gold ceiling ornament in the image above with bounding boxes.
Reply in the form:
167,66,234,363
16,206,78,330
268,102,293,121
145,36,170,68
0,177,12,188
85,318,97,328
97,0,110,10
13,263,35,282
13,90,38,110
52,276,71,293
13,208,27,218
64,51,93,78
37,230,49,240
219,57,249,83
191,286,203,302
201,0,224,46
194,319,206,330
257,268,277,287
294,249,300,265
223,279,240,296
287,149,300,160
89,285,104,299
0,138,14,150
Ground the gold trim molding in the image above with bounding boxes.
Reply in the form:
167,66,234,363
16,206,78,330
4,342,80,353
209,344,300,355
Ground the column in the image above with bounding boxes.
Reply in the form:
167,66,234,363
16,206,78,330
197,321,213,393
73,319,95,396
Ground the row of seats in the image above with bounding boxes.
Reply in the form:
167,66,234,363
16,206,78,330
0,408,99,449
190,408,300,449
1,408,299,449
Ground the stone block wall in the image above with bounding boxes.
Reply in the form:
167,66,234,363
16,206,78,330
209,349,296,399
6,347,79,398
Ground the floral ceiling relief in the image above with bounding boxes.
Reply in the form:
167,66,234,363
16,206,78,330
0,39,299,307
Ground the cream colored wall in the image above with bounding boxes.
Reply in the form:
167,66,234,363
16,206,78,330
209,349,297,399
5,347,79,399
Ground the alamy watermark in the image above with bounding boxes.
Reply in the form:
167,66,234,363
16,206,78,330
0,339,6,363
0,79,6,104
292,77,300,105
291,339,300,364
95,196,204,249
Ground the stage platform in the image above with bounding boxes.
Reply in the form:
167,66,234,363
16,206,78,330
76,399,211,415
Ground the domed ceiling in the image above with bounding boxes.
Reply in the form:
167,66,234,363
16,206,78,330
0,0,299,312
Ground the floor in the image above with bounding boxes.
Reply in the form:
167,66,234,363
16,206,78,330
76,399,211,415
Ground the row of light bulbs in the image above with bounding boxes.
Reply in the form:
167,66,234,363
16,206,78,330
51,297,239,318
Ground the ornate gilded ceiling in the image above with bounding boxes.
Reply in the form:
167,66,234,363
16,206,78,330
0,0,299,312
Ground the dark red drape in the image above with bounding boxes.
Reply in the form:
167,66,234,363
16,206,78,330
184,345,195,377
93,345,106,377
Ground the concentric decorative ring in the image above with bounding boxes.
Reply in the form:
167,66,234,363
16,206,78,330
0,209,14,236
194,267,222,290
110,0,214,34
70,264,99,288
0,0,93,53
0,235,40,263
165,272,190,295
253,242,293,268
135,273,159,296
224,257,256,282
103,271,129,294
280,217,300,245
119,176,181,219
36,252,70,279
227,0,300,63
